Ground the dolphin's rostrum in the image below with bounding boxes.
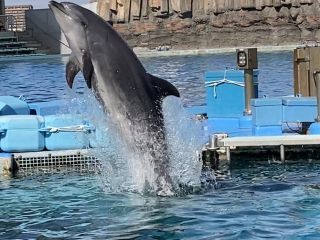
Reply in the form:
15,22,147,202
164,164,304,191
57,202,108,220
49,1,180,195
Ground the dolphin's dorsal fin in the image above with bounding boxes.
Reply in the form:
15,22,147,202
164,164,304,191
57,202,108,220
66,54,81,88
149,73,180,99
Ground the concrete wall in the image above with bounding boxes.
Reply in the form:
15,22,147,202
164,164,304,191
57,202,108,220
25,3,97,54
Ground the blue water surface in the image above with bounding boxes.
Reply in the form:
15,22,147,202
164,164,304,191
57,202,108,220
1,52,319,240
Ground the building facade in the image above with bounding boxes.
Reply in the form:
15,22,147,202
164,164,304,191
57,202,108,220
5,5,33,31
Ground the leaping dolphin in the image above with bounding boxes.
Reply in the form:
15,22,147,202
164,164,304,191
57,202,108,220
49,1,180,195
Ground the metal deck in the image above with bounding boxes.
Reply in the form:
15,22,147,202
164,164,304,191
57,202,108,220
219,135,320,147
204,134,320,164
13,149,100,173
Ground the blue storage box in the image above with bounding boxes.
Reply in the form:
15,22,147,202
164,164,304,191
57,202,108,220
29,100,69,116
0,115,45,152
251,98,282,126
44,115,90,150
0,96,30,115
185,105,207,116
205,70,258,118
253,126,282,136
206,118,240,134
282,97,317,122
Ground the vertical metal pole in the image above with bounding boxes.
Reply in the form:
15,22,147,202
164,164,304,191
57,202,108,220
280,145,285,164
313,71,320,122
226,147,231,163
244,69,254,115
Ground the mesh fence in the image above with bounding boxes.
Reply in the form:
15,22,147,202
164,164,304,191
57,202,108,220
14,152,101,174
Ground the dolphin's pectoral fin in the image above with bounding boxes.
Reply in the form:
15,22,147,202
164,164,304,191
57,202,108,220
82,51,94,89
66,55,81,88
149,74,180,100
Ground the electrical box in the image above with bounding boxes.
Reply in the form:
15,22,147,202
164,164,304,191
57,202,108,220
236,48,258,70
294,46,320,97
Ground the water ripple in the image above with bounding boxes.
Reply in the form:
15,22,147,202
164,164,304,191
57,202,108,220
0,53,313,239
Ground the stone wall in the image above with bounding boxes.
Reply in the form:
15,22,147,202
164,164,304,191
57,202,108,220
93,0,320,49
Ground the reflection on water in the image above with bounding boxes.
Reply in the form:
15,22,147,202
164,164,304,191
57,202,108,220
0,52,293,105
1,162,320,239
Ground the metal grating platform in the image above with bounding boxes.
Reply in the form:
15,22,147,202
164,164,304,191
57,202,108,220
13,149,101,173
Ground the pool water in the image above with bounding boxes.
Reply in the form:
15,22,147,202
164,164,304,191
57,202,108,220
1,52,320,239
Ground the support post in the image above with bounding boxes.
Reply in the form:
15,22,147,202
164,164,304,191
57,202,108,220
244,69,255,115
226,147,231,163
236,48,258,116
280,145,285,163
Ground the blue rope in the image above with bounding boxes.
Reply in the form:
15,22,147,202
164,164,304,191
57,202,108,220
205,70,244,98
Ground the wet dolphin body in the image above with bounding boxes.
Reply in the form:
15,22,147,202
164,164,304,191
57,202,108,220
49,1,180,195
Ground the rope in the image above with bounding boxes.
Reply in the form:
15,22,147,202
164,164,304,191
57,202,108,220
39,125,95,133
205,69,244,98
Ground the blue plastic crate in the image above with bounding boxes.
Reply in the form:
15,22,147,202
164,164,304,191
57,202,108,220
0,115,45,152
185,105,207,116
282,97,317,122
206,118,240,134
205,70,258,118
0,96,29,115
251,98,282,126
29,100,69,116
44,115,90,150
253,126,282,136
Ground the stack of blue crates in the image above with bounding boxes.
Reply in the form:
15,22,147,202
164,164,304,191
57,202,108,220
44,115,90,151
251,98,282,136
0,96,92,152
0,96,30,115
204,70,258,134
282,97,317,123
0,115,45,152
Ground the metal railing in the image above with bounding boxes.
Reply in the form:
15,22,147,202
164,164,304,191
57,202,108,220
0,14,18,32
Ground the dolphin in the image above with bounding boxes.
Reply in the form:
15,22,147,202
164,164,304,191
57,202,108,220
49,1,180,195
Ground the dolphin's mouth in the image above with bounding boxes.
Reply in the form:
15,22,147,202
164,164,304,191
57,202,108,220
49,1,68,15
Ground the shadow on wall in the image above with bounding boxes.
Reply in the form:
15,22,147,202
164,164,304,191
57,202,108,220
25,3,97,55
25,9,70,54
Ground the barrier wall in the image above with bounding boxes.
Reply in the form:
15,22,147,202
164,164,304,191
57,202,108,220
25,3,97,54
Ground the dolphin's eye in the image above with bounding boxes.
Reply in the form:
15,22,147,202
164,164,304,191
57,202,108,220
81,21,87,28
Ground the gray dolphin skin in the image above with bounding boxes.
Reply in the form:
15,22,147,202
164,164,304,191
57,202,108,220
49,1,180,195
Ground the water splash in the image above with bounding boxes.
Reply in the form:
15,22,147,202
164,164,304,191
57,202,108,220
67,90,209,195
163,97,206,189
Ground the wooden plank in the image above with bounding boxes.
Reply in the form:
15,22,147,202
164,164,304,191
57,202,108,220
124,0,131,22
233,0,241,10
204,0,215,14
150,0,161,8
308,47,320,96
256,0,263,9
263,0,274,6
131,0,142,20
226,0,234,10
160,0,169,13
300,0,313,4
273,0,282,7
192,0,204,14
110,0,117,11
141,0,149,18
117,0,125,22
240,0,256,9
171,0,180,12
216,0,226,13
294,48,310,96
292,0,301,6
